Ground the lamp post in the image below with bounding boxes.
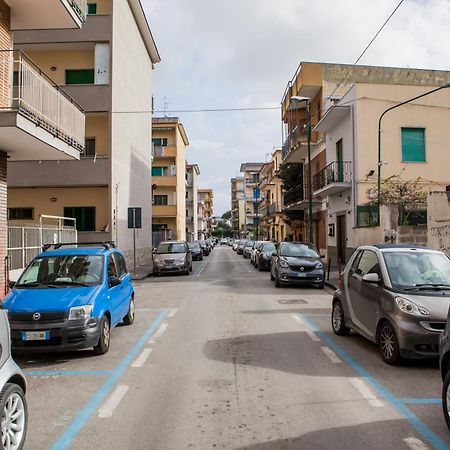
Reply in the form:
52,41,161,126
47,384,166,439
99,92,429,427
290,96,313,243
377,82,450,208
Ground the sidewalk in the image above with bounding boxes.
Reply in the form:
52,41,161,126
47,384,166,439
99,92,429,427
130,263,153,280
325,268,340,290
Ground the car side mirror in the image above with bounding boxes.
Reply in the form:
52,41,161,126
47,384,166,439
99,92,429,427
320,254,325,259
362,273,380,284
8,280,15,289
272,252,277,257
109,276,121,288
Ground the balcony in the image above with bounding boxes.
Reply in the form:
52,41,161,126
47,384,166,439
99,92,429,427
282,126,322,163
153,205,177,217
268,202,283,215
7,0,87,30
153,145,177,158
0,50,84,161
313,161,352,197
152,175,177,187
284,184,320,210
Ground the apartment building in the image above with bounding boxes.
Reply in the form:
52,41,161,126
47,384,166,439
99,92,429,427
186,164,200,242
230,177,244,234
0,0,88,292
7,0,160,267
259,150,289,242
198,188,214,238
152,117,189,242
240,163,264,237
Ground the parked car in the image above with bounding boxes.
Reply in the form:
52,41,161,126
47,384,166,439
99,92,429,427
250,241,265,265
0,304,28,449
199,240,210,256
236,240,247,255
188,241,203,261
255,241,277,270
333,244,450,365
228,239,235,247
271,242,324,289
206,239,214,251
243,240,255,259
153,240,193,275
440,310,450,431
4,242,135,355
220,238,228,245
232,240,241,251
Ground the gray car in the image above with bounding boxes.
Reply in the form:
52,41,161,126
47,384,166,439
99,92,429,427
153,240,193,275
0,306,28,449
333,244,450,365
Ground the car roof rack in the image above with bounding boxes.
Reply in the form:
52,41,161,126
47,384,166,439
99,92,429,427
42,242,116,252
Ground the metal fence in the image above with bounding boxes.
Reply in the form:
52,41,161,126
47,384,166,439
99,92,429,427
152,229,176,249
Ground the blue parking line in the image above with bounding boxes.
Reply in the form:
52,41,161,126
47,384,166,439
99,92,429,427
401,398,441,405
25,370,112,377
50,308,169,450
301,315,450,450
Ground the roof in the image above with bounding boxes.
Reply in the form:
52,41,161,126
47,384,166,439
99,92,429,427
40,247,109,257
372,244,437,251
152,117,189,146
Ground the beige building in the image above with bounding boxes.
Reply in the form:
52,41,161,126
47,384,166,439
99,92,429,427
152,117,189,241
198,188,214,238
186,164,200,242
230,177,244,234
259,150,289,242
240,162,264,237
7,0,160,267
0,0,88,292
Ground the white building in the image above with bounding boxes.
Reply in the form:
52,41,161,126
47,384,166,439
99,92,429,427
186,164,200,241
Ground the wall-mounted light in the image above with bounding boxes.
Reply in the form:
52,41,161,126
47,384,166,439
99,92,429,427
51,66,57,72
50,197,57,202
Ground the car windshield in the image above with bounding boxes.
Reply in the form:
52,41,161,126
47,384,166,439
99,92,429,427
156,243,186,254
16,254,103,287
383,251,450,290
262,242,276,253
188,243,200,250
280,243,319,258
246,241,254,247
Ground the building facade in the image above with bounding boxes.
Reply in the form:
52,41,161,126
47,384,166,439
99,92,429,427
186,164,200,242
198,188,214,238
152,117,189,242
7,0,160,268
240,162,264,237
230,176,244,234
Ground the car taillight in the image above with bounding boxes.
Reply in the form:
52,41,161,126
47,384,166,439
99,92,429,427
337,272,343,290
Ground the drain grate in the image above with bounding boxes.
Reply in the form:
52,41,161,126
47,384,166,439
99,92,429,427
278,299,307,305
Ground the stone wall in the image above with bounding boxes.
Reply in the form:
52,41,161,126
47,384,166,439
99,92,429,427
428,191,450,254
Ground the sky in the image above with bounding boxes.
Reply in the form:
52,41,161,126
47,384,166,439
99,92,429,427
143,0,450,215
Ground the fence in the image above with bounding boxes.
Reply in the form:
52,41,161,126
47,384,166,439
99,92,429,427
152,229,176,249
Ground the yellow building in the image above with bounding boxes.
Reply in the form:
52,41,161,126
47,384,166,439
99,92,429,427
198,188,214,238
259,150,290,242
152,117,189,241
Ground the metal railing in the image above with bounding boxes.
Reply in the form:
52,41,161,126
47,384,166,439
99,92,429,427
313,161,352,191
268,202,283,215
284,184,305,206
0,50,85,152
71,0,88,22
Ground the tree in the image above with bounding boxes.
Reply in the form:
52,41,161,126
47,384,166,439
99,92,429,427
221,210,231,220
276,162,303,191
212,222,232,237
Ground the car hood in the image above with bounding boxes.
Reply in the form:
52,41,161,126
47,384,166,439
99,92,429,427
400,292,450,320
262,251,274,257
3,285,100,312
281,256,320,266
154,253,186,262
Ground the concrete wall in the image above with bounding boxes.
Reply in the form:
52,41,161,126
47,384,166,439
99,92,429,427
110,0,153,265
175,130,186,241
428,191,450,254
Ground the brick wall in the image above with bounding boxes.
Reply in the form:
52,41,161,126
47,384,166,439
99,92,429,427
0,0,10,108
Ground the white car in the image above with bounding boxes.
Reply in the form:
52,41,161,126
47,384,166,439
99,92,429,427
0,306,27,450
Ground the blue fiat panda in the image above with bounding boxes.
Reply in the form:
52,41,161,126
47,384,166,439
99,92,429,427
3,242,135,355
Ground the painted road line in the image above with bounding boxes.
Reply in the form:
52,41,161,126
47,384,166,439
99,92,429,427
50,308,169,450
291,314,304,325
403,437,430,450
301,314,450,450
349,377,383,407
97,385,129,418
24,370,112,377
131,348,153,368
291,314,320,342
148,322,168,344
320,346,342,364
167,308,178,318
306,330,321,342
401,398,441,405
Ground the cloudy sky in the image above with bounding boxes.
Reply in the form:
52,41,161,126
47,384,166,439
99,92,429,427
143,0,450,215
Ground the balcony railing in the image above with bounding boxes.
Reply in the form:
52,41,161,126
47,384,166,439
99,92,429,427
0,50,85,152
284,184,305,207
268,202,283,215
72,0,88,23
313,161,352,191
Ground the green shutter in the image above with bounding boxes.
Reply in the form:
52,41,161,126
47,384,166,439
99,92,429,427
65,69,95,85
401,128,425,162
152,167,163,176
87,3,97,14
64,207,95,231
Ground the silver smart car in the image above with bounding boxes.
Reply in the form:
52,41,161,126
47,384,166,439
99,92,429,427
332,244,450,364
0,305,27,449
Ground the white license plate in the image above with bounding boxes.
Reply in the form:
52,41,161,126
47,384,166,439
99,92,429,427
22,331,50,341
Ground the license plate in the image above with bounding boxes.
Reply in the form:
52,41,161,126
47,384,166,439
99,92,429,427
22,331,50,341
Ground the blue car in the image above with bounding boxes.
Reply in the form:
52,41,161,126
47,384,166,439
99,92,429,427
3,242,135,355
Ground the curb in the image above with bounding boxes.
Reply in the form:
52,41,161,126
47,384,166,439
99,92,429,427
325,281,338,290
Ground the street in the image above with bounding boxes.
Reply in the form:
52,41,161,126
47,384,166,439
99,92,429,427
17,246,450,450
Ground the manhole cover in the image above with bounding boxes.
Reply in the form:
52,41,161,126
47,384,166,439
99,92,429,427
278,299,307,305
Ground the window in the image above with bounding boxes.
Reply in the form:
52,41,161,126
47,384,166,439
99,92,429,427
252,173,259,183
83,138,96,158
64,207,95,231
253,202,258,213
253,218,259,225
87,3,97,14
401,128,425,162
65,69,95,85
152,138,168,147
152,166,168,176
356,204,379,227
113,253,127,278
8,208,33,220
107,254,118,280
153,195,168,206
152,224,168,232
355,250,380,277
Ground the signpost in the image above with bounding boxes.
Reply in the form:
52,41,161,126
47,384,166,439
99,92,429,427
128,207,142,274
254,187,260,240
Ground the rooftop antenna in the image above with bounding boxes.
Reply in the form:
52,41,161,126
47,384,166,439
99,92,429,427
163,97,169,117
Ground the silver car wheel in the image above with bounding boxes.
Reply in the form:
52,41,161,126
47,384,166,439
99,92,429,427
129,299,135,321
446,382,450,419
1,392,25,450
103,319,110,348
380,326,394,359
332,303,342,331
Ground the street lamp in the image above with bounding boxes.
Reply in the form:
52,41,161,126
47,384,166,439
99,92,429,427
290,96,313,243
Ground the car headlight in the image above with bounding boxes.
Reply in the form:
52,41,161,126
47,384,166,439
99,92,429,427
395,297,429,316
280,259,289,268
68,305,93,321
315,262,323,269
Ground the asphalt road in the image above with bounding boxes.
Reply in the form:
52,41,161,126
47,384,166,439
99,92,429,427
16,246,450,449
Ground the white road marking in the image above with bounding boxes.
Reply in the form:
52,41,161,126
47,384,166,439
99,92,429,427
320,346,342,364
349,378,383,407
306,330,320,342
97,385,129,418
291,314,304,324
167,308,178,318
403,437,429,450
148,322,168,344
290,314,320,341
131,348,153,368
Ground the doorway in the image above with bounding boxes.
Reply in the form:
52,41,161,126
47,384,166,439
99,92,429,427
336,214,347,264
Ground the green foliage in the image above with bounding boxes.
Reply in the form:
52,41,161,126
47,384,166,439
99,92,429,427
212,222,232,237
221,210,231,220
276,162,303,191
369,176,427,208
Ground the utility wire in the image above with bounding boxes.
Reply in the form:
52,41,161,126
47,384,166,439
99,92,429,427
112,106,280,114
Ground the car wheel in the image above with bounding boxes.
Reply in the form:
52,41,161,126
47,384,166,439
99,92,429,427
442,370,450,431
123,297,135,325
378,321,401,365
93,315,111,355
0,383,27,450
331,300,350,336
275,273,282,288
